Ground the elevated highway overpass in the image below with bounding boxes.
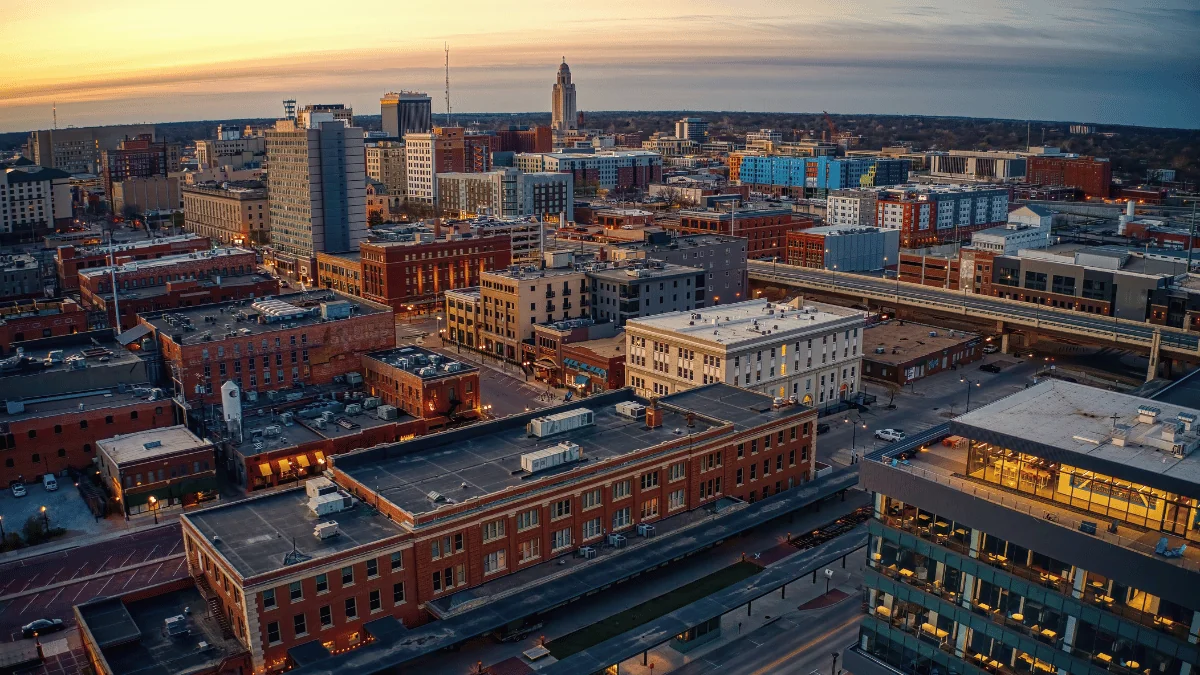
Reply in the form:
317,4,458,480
748,260,1200,381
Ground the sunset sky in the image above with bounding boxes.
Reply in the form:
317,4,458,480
2,0,1197,132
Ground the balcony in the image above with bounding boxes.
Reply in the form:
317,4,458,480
562,288,572,296
545,303,556,312
545,289,557,298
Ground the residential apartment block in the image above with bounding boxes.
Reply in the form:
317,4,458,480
876,184,1010,248
1,158,73,242
365,141,407,200
661,204,803,260
436,169,573,220
736,156,910,197
605,234,750,307
625,298,865,405
514,151,663,192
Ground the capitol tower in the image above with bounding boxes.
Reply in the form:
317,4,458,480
551,58,577,132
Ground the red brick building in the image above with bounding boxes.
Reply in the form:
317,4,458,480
79,248,275,330
101,134,170,198
898,252,961,290
55,234,211,291
493,126,552,154
362,346,481,420
527,319,625,395
180,385,815,672
663,206,806,260
786,229,827,267
1026,155,1112,200
463,133,493,173
1123,219,1193,248
0,388,179,487
0,298,101,355
142,292,396,406
97,425,218,517
317,235,512,314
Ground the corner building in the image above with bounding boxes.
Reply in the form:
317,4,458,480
850,380,1200,675
181,384,817,671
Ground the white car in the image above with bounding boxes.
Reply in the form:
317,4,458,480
983,345,999,354
875,429,906,442
10,482,26,498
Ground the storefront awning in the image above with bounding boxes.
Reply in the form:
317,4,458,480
278,458,292,473
296,455,310,468
315,451,325,464
259,463,272,477
574,374,590,385
534,357,558,368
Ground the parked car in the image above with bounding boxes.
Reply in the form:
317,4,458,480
816,423,831,435
982,345,999,354
10,482,26,498
875,429,906,442
42,474,58,491
980,363,1002,373
21,618,65,638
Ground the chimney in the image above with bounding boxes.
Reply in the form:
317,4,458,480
433,218,442,239
645,401,663,429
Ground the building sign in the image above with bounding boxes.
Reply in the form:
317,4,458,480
564,357,606,379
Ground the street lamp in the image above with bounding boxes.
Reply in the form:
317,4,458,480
844,413,866,456
148,495,159,524
40,505,48,530
435,315,444,346
960,377,981,412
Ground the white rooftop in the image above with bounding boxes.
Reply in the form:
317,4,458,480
97,426,210,465
627,299,863,348
956,380,1200,489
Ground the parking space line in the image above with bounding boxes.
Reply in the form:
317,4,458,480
142,545,159,562
70,581,92,603
95,556,112,574
42,587,64,610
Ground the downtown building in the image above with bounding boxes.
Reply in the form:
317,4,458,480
365,141,407,202
851,379,1200,675
875,184,1011,248
436,168,574,220
175,384,817,672
737,155,911,198
264,117,368,282
624,298,865,406
606,233,750,307
660,203,806,261
1026,155,1113,200
182,180,270,246
26,124,156,175
0,158,73,243
515,151,663,192
55,233,210,291
379,92,432,137
551,59,578,132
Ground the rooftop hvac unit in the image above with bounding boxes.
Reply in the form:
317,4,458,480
164,615,189,637
637,523,656,537
308,491,354,516
577,546,597,559
527,408,595,437
362,397,381,410
244,390,258,402
346,404,363,415
314,418,328,430
521,441,584,473
263,425,282,437
305,477,337,499
280,413,294,426
345,372,363,386
314,521,339,540
615,402,646,419
607,534,627,548
444,362,462,372
377,405,399,420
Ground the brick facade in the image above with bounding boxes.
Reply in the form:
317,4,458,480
0,298,100,355
1026,155,1112,200
55,236,211,291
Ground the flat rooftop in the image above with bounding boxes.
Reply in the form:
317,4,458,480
568,334,625,359
185,486,407,578
610,234,745,253
863,321,978,366
144,290,388,344
0,340,143,381
77,247,253,281
97,426,209,465
334,385,806,518
77,585,245,675
2,385,162,424
587,262,703,283
100,273,273,302
626,298,863,347
954,380,1200,492
364,345,478,380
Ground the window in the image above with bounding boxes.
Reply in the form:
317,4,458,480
669,461,686,482
517,509,540,530
751,439,757,454
341,566,354,585
431,539,441,559
612,507,631,530
669,488,686,510
549,527,571,551
263,589,276,609
366,559,378,578
612,480,631,499
789,449,796,466
641,498,659,519
581,488,602,510
640,472,659,490
750,464,757,480
582,517,602,540
319,605,332,627
345,597,357,619
289,581,302,602
393,582,405,604
520,538,541,562
432,571,442,592
294,613,307,636
776,454,784,472
484,549,507,574
267,621,281,644
483,519,505,542
737,468,744,486
369,590,382,612
390,551,403,571
737,443,745,458
315,573,328,594
551,499,571,519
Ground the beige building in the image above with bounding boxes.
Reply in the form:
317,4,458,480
111,176,180,214
444,287,482,349
26,124,155,175
624,298,865,404
296,104,352,128
182,181,270,245
475,260,589,362
195,136,266,169
365,141,406,200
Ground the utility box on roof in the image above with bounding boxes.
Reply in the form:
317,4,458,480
521,441,583,473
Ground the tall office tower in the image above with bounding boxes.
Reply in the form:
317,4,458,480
675,117,709,143
403,127,465,206
264,117,367,282
380,91,432,137
296,104,353,129
551,59,578,132
101,134,169,197
851,380,1200,675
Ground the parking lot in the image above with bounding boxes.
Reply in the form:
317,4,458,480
0,479,108,543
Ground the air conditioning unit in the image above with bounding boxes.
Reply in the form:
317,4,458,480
362,397,381,410
637,524,656,537
314,521,339,540
577,546,597,559
607,534,627,548
521,441,584,473
528,408,595,437
263,425,282,437
615,402,646,419
345,404,363,415
377,405,399,420
305,477,337,499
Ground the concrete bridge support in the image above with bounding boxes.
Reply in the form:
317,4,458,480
996,321,1010,354
1147,329,1162,382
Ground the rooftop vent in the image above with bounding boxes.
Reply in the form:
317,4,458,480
1178,412,1196,432
1137,405,1161,424
143,440,162,450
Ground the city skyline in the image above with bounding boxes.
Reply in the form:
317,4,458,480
2,0,1198,133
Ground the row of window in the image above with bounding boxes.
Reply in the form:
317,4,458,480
265,582,405,645
262,551,404,611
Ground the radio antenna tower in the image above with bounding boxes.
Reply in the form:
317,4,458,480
444,43,453,127
52,102,57,130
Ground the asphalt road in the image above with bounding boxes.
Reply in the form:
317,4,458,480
748,261,1199,351
0,524,187,641
672,592,863,675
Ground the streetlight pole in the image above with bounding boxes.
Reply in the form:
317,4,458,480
40,505,48,531
960,377,981,412
149,495,159,524
831,651,840,675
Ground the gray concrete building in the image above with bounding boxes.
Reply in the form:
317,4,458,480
606,233,750,306
588,260,706,325
437,169,573,220
380,91,432,137
26,124,156,175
